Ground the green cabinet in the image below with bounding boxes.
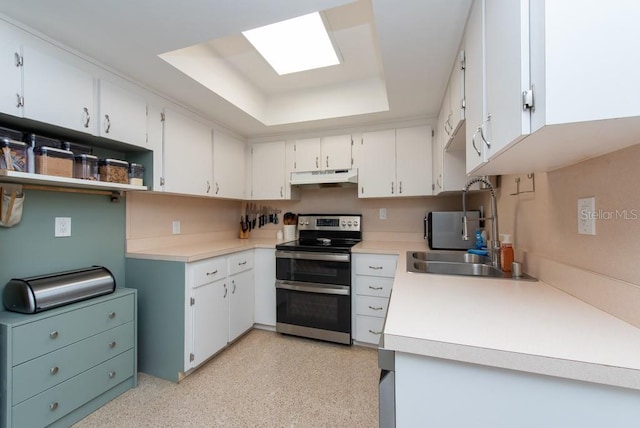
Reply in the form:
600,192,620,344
0,288,137,428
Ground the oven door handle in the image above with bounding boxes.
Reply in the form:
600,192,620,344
275,280,350,296
275,251,350,262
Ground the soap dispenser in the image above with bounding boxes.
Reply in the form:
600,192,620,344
500,234,514,272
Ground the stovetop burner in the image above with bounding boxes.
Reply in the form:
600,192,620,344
276,214,362,253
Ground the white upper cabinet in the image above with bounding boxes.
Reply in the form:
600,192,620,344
360,126,432,198
162,108,213,196
293,134,352,171
0,24,22,117
21,45,95,134
251,141,286,200
466,0,640,175
213,131,246,199
98,79,147,148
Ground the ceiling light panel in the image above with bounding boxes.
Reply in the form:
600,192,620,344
242,12,340,75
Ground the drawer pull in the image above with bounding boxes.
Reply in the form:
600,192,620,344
49,331,59,339
368,329,382,335
50,402,59,411
368,306,384,311
238,261,247,266
50,366,59,375
368,286,384,290
368,265,383,270
206,270,218,276
109,371,116,379
109,341,117,349
108,312,116,319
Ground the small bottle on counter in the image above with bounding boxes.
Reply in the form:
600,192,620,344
500,234,514,272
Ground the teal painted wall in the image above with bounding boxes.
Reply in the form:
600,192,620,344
0,189,125,296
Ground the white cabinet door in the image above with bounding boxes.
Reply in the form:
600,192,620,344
396,125,432,197
432,108,445,195
191,279,228,368
98,79,147,147
213,131,246,199
484,0,530,159
22,45,94,134
293,137,321,171
146,104,164,191
0,23,22,117
321,134,352,170
163,108,213,196
229,269,254,341
447,50,466,137
254,248,276,327
359,129,396,198
464,0,488,173
251,141,286,200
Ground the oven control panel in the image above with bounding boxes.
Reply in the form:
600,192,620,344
298,215,361,231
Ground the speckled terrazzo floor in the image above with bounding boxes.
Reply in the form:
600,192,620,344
73,329,379,428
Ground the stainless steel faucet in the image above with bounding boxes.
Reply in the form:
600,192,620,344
462,177,501,269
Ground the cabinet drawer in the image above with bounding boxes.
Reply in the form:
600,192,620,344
355,315,385,345
229,251,254,275
12,348,134,428
191,258,227,287
354,255,397,277
12,294,134,365
12,321,134,404
356,296,389,318
356,275,394,298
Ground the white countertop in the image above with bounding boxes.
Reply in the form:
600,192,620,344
354,241,640,390
127,238,640,390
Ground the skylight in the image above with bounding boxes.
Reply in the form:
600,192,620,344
242,12,340,75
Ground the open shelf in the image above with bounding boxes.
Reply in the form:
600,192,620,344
0,170,147,192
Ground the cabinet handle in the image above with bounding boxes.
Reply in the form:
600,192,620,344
109,341,117,349
238,261,247,266
50,402,59,411
368,266,383,270
480,115,491,148
232,280,236,294
215,182,219,194
50,331,59,339
280,186,284,197
399,181,403,194
108,312,116,319
472,127,481,156
15,93,23,108
104,114,111,133
391,182,394,194
50,366,59,375
206,270,218,276
315,156,319,168
206,180,211,193
108,371,116,379
368,329,382,335
223,283,228,298
14,52,23,67
83,107,90,128
368,306,384,311
326,156,329,168
368,285,383,290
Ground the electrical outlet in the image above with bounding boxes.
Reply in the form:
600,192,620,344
172,220,181,235
55,217,71,237
379,208,387,220
577,197,596,235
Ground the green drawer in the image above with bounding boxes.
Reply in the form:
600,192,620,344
12,294,134,365
12,349,135,428
12,321,134,404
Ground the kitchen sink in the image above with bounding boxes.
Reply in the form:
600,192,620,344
410,251,491,264
406,251,537,281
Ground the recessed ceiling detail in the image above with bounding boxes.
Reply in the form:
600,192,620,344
158,0,389,127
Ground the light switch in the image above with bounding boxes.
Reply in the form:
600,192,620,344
577,197,596,235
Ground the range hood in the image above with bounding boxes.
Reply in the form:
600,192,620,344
290,169,358,187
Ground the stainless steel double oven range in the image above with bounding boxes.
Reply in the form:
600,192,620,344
275,214,362,345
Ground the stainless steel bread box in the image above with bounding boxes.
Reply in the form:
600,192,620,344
3,266,116,314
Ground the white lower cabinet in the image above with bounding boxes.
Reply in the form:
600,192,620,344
353,253,397,345
228,251,255,341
